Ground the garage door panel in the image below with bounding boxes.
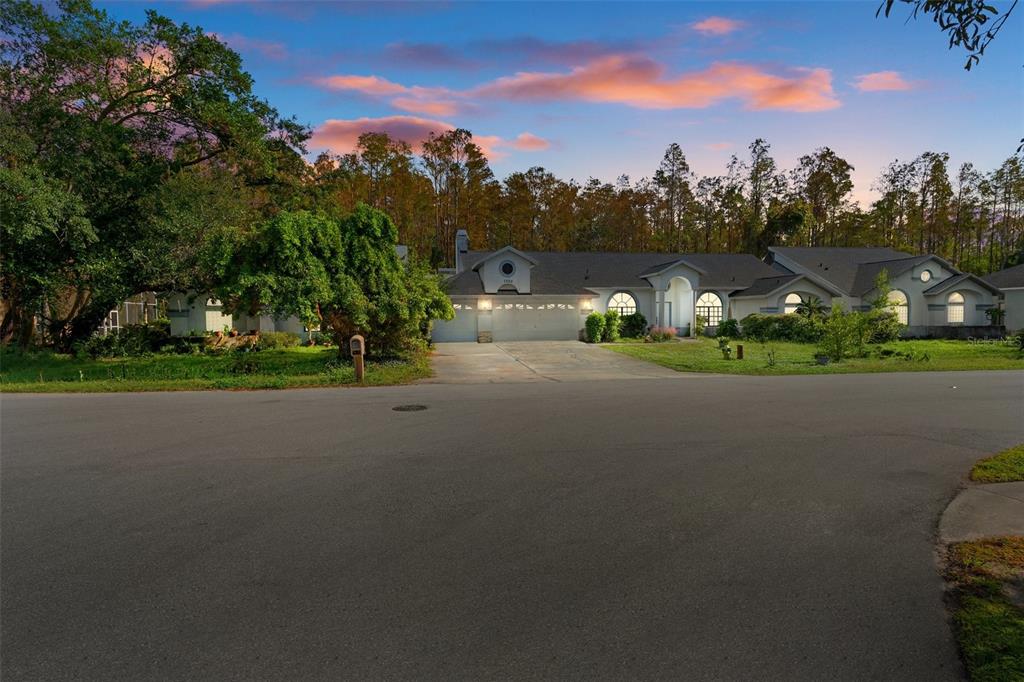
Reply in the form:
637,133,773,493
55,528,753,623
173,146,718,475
432,305,477,342
492,301,582,341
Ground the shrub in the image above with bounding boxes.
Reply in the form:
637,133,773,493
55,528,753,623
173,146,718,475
228,348,262,374
309,331,333,346
717,318,741,338
585,312,606,343
258,331,301,350
985,307,1006,326
818,304,873,361
602,309,621,342
74,321,170,358
647,326,676,342
620,312,648,338
865,309,903,343
740,313,824,343
695,314,707,337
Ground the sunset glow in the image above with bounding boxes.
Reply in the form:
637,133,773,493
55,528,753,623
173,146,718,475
100,1,1021,205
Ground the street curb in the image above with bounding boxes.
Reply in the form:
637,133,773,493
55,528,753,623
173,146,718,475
938,481,1024,544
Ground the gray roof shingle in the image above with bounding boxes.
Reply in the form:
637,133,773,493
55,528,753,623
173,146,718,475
769,247,915,295
445,250,780,296
730,274,802,298
983,263,1024,289
922,273,1002,296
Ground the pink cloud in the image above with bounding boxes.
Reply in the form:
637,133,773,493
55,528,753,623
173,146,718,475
314,74,411,96
210,32,287,60
391,97,459,117
509,132,551,151
474,56,840,112
309,116,549,160
704,142,733,151
311,116,451,153
692,17,745,36
853,71,913,92
311,55,839,115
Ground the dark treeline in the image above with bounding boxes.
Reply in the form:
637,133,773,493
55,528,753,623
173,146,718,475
311,131,1024,274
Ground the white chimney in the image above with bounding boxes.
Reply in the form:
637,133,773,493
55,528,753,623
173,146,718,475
455,229,469,272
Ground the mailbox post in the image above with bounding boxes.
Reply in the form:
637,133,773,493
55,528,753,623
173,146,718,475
350,334,365,382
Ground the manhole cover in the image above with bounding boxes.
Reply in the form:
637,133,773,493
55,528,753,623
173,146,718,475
392,404,428,412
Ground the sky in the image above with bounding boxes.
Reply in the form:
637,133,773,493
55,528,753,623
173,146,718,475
102,1,1023,205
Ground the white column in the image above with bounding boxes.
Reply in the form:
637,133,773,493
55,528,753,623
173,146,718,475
690,288,697,337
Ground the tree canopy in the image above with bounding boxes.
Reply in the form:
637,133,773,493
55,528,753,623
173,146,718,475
0,0,307,347
216,206,453,358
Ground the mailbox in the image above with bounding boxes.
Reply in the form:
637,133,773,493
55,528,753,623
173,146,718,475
350,335,365,356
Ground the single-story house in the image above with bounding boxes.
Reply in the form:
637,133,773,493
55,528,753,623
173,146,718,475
165,293,314,340
165,246,411,339
766,247,1002,337
431,231,1003,342
983,263,1024,332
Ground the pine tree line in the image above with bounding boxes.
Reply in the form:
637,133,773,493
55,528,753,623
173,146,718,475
312,131,1024,274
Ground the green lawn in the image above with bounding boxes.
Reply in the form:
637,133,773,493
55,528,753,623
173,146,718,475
971,445,1024,484
606,338,1022,375
0,346,430,392
946,537,1024,681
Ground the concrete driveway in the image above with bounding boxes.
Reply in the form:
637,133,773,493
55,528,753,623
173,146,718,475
427,340,687,383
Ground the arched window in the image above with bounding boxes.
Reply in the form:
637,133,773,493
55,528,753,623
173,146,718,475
696,292,723,326
608,291,637,316
783,293,803,315
887,290,909,325
947,292,965,324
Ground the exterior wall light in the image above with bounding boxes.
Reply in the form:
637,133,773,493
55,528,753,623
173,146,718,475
479,298,492,311
581,299,594,311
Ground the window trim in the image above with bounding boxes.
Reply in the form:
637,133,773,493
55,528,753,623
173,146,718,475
947,291,965,324
607,291,638,316
696,291,724,326
887,289,909,325
783,292,804,315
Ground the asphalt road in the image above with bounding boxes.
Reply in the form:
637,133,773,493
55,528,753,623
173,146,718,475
2,370,1023,680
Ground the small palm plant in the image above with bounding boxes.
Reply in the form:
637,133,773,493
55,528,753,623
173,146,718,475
795,295,826,319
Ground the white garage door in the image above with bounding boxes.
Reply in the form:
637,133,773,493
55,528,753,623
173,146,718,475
432,304,478,342
492,301,581,341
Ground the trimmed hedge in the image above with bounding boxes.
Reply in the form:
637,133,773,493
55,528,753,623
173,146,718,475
620,312,647,338
717,318,741,338
602,309,621,342
585,312,605,343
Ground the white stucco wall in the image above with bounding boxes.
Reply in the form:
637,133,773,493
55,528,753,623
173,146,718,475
167,293,232,337
588,287,656,324
881,263,958,326
729,278,837,322
476,251,534,294
1002,289,1024,332
924,281,993,326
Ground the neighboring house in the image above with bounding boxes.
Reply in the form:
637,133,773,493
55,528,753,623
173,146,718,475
99,293,159,335
431,232,1003,342
983,263,1024,332
165,245,410,339
766,247,1002,337
165,293,314,340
